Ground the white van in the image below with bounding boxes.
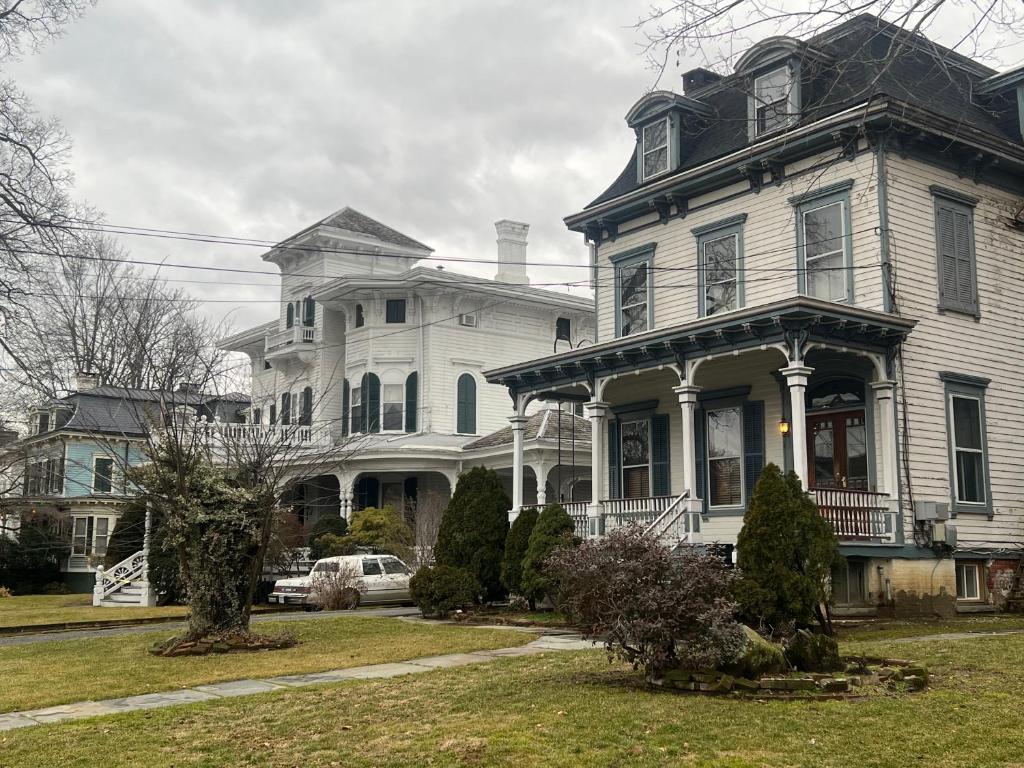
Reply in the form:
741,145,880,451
269,554,413,609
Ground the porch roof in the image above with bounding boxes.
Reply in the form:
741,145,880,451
484,297,915,395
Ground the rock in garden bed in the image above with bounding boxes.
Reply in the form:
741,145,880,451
149,631,298,657
648,656,930,699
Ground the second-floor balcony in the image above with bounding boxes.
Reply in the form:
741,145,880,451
264,325,316,362
203,421,332,451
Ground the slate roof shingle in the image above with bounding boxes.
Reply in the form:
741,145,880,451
463,409,591,450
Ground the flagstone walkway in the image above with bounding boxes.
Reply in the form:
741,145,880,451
0,631,594,732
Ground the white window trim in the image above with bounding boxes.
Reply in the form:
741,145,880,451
949,392,987,506
92,455,116,495
752,65,797,137
350,385,363,435
381,382,405,433
616,259,652,338
706,406,744,510
70,514,114,560
641,116,672,181
801,199,850,303
702,232,741,316
956,561,982,601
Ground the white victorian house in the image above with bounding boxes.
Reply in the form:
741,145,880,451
487,16,1024,616
219,208,595,527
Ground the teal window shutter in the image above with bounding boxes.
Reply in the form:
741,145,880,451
341,380,350,437
456,374,476,433
365,373,381,433
607,420,621,500
742,400,765,501
694,409,707,512
651,413,671,496
405,372,418,432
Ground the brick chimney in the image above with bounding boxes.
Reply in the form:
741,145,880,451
74,372,101,391
682,67,721,95
495,220,530,285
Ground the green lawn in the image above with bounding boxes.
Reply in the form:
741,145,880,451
0,594,188,629
2,632,1023,766
0,616,528,712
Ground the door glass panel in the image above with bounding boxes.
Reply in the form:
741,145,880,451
812,420,836,488
845,417,868,490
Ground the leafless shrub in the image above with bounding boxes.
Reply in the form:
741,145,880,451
310,562,363,610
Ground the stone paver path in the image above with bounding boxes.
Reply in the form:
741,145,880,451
0,632,594,731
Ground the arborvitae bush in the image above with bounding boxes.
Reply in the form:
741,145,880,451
409,565,480,618
520,503,575,604
734,463,839,636
348,506,414,562
501,506,538,598
435,467,509,601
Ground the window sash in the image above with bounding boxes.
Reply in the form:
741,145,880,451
350,386,362,434
950,394,986,504
707,407,742,508
382,384,404,431
93,458,114,494
957,563,981,600
617,260,649,336
753,67,793,135
385,299,406,324
641,118,669,179
802,200,848,301
702,233,738,315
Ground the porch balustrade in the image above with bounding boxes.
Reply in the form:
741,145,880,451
811,488,897,543
203,422,332,449
265,325,316,352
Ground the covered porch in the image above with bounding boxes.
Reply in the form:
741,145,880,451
486,297,914,548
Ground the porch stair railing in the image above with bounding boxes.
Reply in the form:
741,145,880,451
812,488,896,542
642,491,701,551
92,550,146,606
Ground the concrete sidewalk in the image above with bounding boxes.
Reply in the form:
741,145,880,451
0,632,594,731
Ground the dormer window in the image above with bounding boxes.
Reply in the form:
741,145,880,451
641,118,670,180
37,412,50,434
753,66,797,136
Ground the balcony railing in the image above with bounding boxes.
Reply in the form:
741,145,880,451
203,421,331,449
265,325,316,353
812,487,897,543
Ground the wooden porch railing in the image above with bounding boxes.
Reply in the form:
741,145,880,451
811,487,896,542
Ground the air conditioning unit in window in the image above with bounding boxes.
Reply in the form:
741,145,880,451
458,313,477,328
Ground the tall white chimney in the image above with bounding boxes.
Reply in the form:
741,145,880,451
494,220,530,285
74,371,101,391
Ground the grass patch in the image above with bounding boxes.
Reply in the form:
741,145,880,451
1,632,1021,766
837,614,1024,642
0,594,188,629
0,616,528,712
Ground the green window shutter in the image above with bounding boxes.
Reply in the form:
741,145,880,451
457,374,476,433
405,372,418,433
607,420,621,500
694,409,707,513
300,387,313,426
651,413,671,496
936,202,977,314
742,400,765,502
280,392,291,425
365,374,381,433
341,380,350,437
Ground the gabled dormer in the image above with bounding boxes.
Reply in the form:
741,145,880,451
625,91,712,184
733,35,831,141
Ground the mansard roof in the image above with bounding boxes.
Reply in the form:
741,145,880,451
581,14,1016,213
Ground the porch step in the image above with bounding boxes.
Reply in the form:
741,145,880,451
100,592,146,605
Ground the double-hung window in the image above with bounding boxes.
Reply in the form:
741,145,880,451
792,181,854,303
613,247,654,338
956,561,984,601
350,385,362,434
752,66,796,136
641,118,670,180
694,215,746,317
707,406,742,507
941,372,991,514
620,419,650,498
385,299,406,324
382,383,404,431
932,186,979,316
93,456,114,494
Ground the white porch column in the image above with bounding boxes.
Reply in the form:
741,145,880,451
509,415,529,521
531,461,550,507
673,385,701,498
870,380,899,496
583,400,610,532
339,481,354,523
781,364,814,491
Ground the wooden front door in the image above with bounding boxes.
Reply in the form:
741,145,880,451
807,410,869,490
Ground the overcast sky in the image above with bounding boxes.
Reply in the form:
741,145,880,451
8,0,1021,334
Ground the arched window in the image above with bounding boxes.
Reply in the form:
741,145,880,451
361,372,381,433
302,296,316,327
355,304,364,328
280,392,292,425
299,386,313,426
342,379,350,438
405,372,418,433
456,373,476,434
285,303,295,329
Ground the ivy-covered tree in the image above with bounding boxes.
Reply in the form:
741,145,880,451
734,463,839,636
435,467,509,602
521,503,575,604
501,505,538,599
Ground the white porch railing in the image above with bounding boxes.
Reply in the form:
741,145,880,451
93,550,145,605
812,488,897,543
264,325,316,352
642,491,702,550
203,422,332,449
603,495,678,532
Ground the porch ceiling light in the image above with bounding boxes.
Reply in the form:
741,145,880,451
778,418,791,436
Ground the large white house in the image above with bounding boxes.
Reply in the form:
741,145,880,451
486,15,1024,616
219,208,595,526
